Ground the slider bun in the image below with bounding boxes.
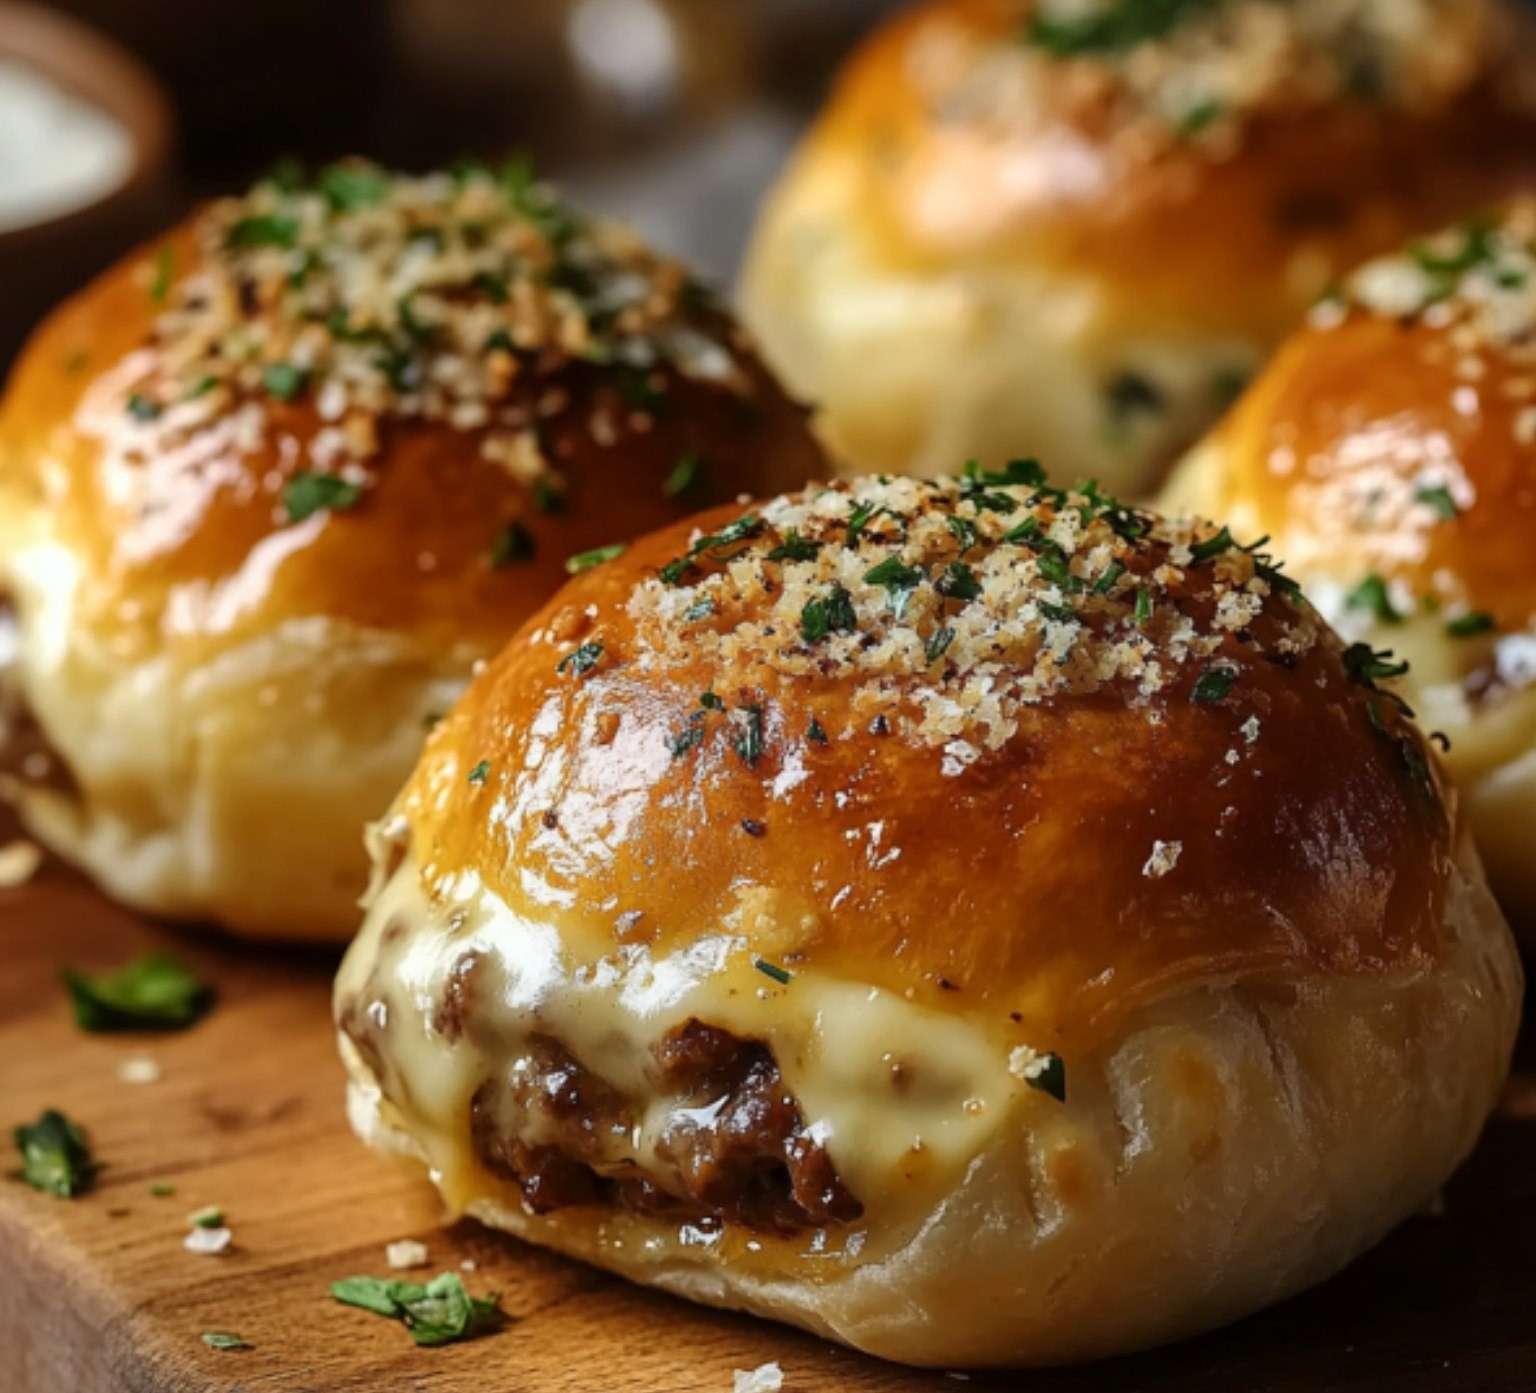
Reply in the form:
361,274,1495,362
742,0,1536,494
0,161,822,940
1162,201,1536,926
336,470,1519,1367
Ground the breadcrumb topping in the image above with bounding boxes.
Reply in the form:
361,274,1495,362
625,467,1320,754
91,159,749,508
923,0,1494,159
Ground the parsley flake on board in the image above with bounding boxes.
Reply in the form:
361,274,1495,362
63,953,212,1032
261,362,308,401
201,1332,251,1352
1446,611,1496,638
14,1109,96,1197
754,958,793,986
331,1273,501,1347
283,472,362,523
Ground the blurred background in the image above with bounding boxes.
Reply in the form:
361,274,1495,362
0,0,907,366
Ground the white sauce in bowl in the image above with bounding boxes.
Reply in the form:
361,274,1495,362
0,58,132,234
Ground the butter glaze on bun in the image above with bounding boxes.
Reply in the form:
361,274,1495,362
742,0,1536,494
0,160,822,940
1163,201,1536,927
336,469,1519,1367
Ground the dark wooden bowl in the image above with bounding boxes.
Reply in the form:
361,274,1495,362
0,3,175,369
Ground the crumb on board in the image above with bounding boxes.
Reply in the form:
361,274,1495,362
733,1362,784,1393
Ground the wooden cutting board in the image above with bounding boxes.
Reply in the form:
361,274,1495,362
3,839,1536,1393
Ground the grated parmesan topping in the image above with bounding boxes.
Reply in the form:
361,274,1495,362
624,467,1320,754
925,0,1494,159
1316,201,1536,359
99,159,748,505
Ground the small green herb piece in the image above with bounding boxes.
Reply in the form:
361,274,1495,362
946,514,979,551
489,521,535,567
14,1109,96,1198
863,555,924,613
1134,586,1153,625
565,543,626,574
662,453,704,499
319,164,390,211
226,215,298,250
1342,643,1409,686
733,705,764,767
1092,559,1126,596
150,1182,176,1197
532,477,565,514
1446,611,1496,638
1255,557,1302,602
283,472,362,523
63,953,212,1032
754,958,792,986
556,642,604,678
186,375,220,399
800,584,857,643
936,562,982,602
1176,98,1223,137
1414,484,1460,521
806,718,829,745
1039,601,1079,625
331,1273,501,1347
682,596,716,622
1345,574,1403,625
699,691,725,712
261,362,307,402
472,271,509,303
925,625,956,665
1191,664,1238,705
691,513,763,557
669,717,704,758
201,1332,251,1352
150,246,175,303
126,393,161,422
1002,517,1044,547
766,530,820,564
467,761,491,786
1189,526,1235,563
1026,0,1217,55
1025,1053,1067,1104
844,501,879,545
189,1205,225,1229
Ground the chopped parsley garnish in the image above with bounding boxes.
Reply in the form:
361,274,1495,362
261,362,307,402
1092,559,1126,595
946,514,980,551
63,953,212,1032
1342,643,1409,686
845,501,879,545
801,584,857,642
565,543,626,574
319,164,391,211
1254,556,1303,602
126,393,161,422
662,452,705,499
733,705,764,766
467,761,491,786
1189,526,1235,562
935,561,982,602
150,246,174,303
806,718,829,744
489,521,535,567
699,691,725,711
1345,574,1403,625
1039,601,1079,625
14,1109,96,1198
682,596,715,621
1176,98,1223,137
754,958,792,986
1134,586,1153,625
1191,663,1237,704
472,271,509,303
201,1332,251,1352
283,472,362,523
225,214,298,249
1410,219,1496,281
863,555,925,610
691,513,763,557
1026,0,1217,55
1034,547,1081,593
1446,611,1496,638
189,1205,225,1229
1414,484,1460,521
1002,516,1044,546
925,625,956,664
186,375,219,399
1024,1053,1067,1104
669,717,704,758
766,530,820,563
331,1273,501,1347
965,457,1048,490
532,476,565,514
556,641,604,677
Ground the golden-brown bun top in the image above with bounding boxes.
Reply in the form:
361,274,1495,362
396,469,1453,1052
1197,200,1536,631
812,0,1536,339
0,161,821,663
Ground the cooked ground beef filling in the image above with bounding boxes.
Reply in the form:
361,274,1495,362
470,1021,862,1233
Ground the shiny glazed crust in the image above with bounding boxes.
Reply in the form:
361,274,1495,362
741,0,1536,493
0,166,822,939
1161,203,1536,925
336,473,1520,1366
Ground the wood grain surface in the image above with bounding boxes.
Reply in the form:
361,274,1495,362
3,838,1535,1393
